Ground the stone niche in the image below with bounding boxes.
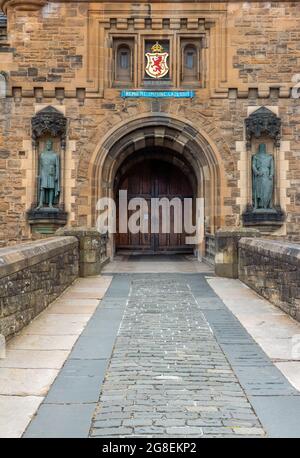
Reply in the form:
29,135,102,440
242,107,285,231
27,106,68,235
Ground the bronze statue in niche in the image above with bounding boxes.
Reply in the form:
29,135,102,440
36,139,60,210
252,143,274,210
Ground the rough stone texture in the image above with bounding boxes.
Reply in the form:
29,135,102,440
215,228,260,278
56,227,109,277
0,2,299,246
24,271,300,438
90,275,265,438
239,238,300,322
0,236,79,339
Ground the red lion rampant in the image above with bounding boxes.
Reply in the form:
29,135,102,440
152,55,163,74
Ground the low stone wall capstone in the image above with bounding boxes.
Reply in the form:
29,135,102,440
0,236,79,339
239,238,300,322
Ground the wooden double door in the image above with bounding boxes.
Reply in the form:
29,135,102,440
115,159,194,253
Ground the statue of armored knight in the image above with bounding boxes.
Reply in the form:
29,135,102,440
36,139,60,210
252,143,274,210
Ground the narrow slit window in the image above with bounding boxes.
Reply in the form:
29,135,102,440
182,44,198,83
115,44,132,82
185,51,195,69
120,50,129,69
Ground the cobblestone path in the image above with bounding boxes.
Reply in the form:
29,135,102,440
89,275,265,438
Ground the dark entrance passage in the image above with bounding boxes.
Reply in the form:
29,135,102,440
115,158,195,253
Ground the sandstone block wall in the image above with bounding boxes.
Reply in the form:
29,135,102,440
239,238,300,322
56,227,109,276
0,236,79,339
0,2,299,244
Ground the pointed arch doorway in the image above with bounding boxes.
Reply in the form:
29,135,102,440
90,114,226,258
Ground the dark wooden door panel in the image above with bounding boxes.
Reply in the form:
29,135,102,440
116,159,194,252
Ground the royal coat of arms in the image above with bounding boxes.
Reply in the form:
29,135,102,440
145,42,169,79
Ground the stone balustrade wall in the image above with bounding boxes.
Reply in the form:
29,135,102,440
239,238,300,322
0,236,79,339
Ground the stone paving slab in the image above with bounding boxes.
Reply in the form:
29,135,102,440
21,315,89,336
48,304,98,314
232,365,298,396
23,272,300,438
207,277,300,395
102,255,213,274
0,368,59,396
0,350,69,369
0,395,43,438
60,358,107,377
8,334,79,351
218,343,274,367
89,275,266,438
249,396,300,438
0,275,112,438
276,362,300,391
24,275,127,438
69,335,117,360
24,403,97,438
44,359,108,404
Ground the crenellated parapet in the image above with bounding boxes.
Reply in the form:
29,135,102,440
0,0,47,14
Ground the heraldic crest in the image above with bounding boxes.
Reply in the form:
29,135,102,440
145,42,169,79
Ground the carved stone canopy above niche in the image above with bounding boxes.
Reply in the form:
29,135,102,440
245,107,281,149
31,106,67,149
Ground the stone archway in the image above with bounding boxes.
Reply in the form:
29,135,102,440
114,148,197,253
88,114,228,257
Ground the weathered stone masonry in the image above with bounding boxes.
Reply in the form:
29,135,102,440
239,238,300,323
0,236,78,339
0,1,299,248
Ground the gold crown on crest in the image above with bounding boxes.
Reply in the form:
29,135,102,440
151,42,164,53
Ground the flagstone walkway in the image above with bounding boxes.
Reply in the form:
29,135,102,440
1,255,300,438
89,275,265,438
21,256,300,438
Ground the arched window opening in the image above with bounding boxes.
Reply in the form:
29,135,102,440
185,49,195,69
119,48,129,70
116,45,132,83
182,44,199,84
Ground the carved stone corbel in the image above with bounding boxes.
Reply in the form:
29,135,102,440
31,105,67,150
245,107,281,149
